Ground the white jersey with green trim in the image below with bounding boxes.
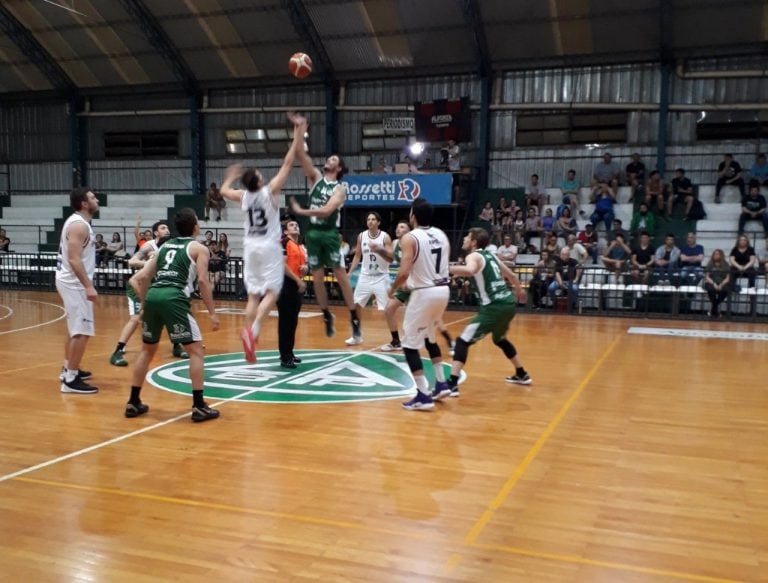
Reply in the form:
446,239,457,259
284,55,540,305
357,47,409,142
405,226,450,290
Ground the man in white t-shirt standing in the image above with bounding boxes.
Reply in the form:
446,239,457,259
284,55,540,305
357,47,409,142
219,114,307,363
389,199,451,411
345,211,392,345
56,187,100,394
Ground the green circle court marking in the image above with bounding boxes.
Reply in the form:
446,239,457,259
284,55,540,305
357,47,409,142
147,350,466,404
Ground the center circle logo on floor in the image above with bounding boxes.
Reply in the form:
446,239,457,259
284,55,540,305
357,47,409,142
147,350,465,404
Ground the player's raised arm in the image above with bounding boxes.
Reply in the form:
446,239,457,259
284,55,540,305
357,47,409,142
219,163,244,204
269,115,308,196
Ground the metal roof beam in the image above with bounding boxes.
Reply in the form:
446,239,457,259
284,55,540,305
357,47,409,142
0,4,76,94
461,0,491,76
117,0,199,95
285,0,335,81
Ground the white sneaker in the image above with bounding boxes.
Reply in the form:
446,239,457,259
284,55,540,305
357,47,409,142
345,335,363,346
380,342,402,352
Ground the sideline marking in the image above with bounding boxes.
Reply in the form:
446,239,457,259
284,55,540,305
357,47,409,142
0,299,65,336
448,334,623,568
628,326,768,341
0,315,475,483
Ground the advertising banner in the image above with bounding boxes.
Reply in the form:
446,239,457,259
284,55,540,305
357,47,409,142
342,173,452,207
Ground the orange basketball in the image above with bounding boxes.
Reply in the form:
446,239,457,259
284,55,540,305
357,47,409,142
289,52,313,79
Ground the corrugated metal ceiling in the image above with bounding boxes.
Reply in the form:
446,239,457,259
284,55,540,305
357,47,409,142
0,0,765,95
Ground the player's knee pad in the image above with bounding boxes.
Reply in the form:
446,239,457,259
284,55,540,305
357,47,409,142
452,338,470,363
493,337,517,359
424,339,441,360
403,347,423,372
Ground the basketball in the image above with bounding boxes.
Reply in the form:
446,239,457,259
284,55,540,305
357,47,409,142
289,52,313,79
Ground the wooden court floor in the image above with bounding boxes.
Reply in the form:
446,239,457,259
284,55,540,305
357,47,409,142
0,289,766,582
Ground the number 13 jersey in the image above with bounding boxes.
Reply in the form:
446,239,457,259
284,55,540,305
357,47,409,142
242,185,280,244
406,227,450,290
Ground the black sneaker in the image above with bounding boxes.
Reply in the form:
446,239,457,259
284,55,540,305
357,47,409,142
280,359,297,369
60,377,98,394
323,312,336,337
59,367,92,382
505,373,532,386
291,355,302,363
191,403,220,422
125,402,149,418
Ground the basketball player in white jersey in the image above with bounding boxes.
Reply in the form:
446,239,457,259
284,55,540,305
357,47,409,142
219,114,308,363
56,187,100,394
389,198,451,411
345,211,392,345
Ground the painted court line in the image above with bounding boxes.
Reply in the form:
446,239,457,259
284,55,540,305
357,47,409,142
0,299,65,336
443,334,624,574
471,542,742,583
628,326,768,341
2,316,474,484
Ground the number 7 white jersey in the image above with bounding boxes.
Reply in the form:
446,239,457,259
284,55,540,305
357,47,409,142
406,226,450,290
241,185,280,244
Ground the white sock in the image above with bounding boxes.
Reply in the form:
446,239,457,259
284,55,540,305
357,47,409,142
250,321,260,340
414,374,429,393
433,364,445,383
65,368,78,383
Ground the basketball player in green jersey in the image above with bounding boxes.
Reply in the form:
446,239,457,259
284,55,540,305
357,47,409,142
433,227,532,400
125,208,221,422
288,129,361,342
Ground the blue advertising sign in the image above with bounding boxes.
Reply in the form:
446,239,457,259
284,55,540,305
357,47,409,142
342,173,452,207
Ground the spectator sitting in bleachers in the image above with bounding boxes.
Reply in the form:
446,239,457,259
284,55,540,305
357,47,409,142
738,183,768,249
716,153,745,203
525,174,545,212
529,249,555,310
577,223,599,264
541,207,555,232
0,228,10,253
95,234,109,267
496,234,518,269
626,153,646,203
643,170,667,216
501,210,514,240
667,168,695,219
107,232,124,259
591,152,620,194
523,207,542,249
205,182,225,221
630,202,656,240
589,182,616,237
610,218,630,244
566,234,588,265
678,232,705,284
749,153,768,186
490,209,504,245
208,232,230,288
729,234,759,289
549,247,580,308
543,231,560,257
559,169,585,217
513,208,525,246
497,196,511,217
601,233,631,277
478,201,494,222
703,249,730,318
555,207,578,239
201,230,216,251
652,233,681,285
630,231,656,284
